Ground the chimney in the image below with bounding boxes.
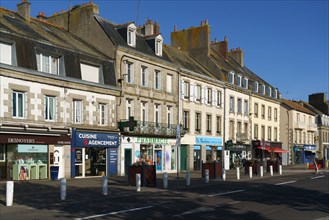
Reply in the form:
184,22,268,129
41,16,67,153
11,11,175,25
37,12,47,21
17,0,31,22
154,21,160,35
229,47,244,66
144,19,154,36
171,21,210,56
210,36,228,59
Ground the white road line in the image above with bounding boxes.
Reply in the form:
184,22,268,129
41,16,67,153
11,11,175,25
228,201,241,205
275,181,296,185
75,205,154,220
208,189,245,197
310,175,325,180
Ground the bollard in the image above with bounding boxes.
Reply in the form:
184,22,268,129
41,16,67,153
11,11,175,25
270,165,273,176
6,181,14,206
163,172,168,189
236,167,240,180
249,166,253,178
222,168,226,181
260,166,263,177
279,165,282,175
60,178,66,200
205,169,209,183
102,176,108,195
136,173,141,192
186,171,190,186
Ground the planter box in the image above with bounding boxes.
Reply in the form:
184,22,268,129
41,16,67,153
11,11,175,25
202,161,222,179
128,164,156,186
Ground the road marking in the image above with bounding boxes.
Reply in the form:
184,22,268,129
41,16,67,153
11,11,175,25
314,216,329,220
173,207,215,217
275,181,296,185
75,205,154,220
208,189,245,197
310,175,325,180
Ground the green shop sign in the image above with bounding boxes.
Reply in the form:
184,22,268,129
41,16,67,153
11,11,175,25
136,137,169,145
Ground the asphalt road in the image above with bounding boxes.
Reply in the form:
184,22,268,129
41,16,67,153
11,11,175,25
0,170,328,220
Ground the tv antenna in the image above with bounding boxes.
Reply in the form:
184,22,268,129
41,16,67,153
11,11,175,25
136,0,140,26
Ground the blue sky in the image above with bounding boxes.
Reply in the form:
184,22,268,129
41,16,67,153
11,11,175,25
1,0,328,101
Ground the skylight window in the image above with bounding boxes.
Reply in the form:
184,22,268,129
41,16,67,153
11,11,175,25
127,23,136,47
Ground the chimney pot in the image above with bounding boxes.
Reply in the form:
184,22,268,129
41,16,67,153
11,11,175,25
174,25,177,32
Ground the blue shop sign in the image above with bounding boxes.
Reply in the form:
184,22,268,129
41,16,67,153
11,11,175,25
196,136,223,146
76,132,119,148
303,145,316,151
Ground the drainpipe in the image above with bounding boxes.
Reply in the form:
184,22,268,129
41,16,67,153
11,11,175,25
222,85,227,172
177,67,182,188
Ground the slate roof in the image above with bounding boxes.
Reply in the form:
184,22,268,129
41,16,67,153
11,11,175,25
94,15,172,62
163,45,215,79
281,99,316,115
0,8,109,59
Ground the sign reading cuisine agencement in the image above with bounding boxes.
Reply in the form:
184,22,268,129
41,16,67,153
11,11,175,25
76,132,119,147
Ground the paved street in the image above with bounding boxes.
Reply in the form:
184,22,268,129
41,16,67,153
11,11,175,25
0,168,328,220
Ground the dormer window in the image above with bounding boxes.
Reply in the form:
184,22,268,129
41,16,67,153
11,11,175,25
228,72,234,84
36,52,60,75
1,41,17,65
237,75,241,87
274,89,278,99
127,23,136,47
266,86,272,97
253,81,259,92
260,84,265,94
155,35,163,56
242,77,248,89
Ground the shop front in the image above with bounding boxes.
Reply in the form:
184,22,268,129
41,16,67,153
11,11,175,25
120,136,177,175
195,136,223,170
226,144,251,169
71,130,119,178
0,134,71,180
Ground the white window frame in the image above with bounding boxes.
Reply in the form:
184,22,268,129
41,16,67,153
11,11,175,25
207,88,212,105
141,102,148,124
141,66,148,87
206,114,212,133
229,72,234,84
244,100,249,115
0,42,13,65
154,70,161,90
126,62,134,83
37,52,59,75
73,100,83,124
195,112,201,133
126,99,134,119
154,104,161,126
183,111,189,131
196,84,202,102
127,24,136,47
99,103,108,126
243,77,248,89
44,96,56,121
155,36,163,56
167,106,173,127
12,91,27,118
216,90,222,107
216,116,221,135
237,98,242,114
229,96,235,113
237,75,242,87
254,81,259,93
166,74,173,93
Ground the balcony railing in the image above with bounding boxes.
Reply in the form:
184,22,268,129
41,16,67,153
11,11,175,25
118,119,185,137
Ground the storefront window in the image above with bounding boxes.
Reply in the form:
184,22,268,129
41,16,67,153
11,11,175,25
140,145,153,164
7,144,48,180
171,146,176,170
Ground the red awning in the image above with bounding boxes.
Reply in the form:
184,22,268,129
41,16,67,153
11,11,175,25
257,146,289,154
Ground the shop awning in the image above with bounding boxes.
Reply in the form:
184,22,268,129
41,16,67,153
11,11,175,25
257,146,289,153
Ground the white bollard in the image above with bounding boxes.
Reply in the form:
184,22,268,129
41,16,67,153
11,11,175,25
222,168,226,181
249,166,253,178
60,178,66,200
270,165,273,176
6,181,14,206
186,171,190,186
279,165,282,175
102,176,108,195
236,167,240,180
136,173,141,192
260,166,264,177
205,169,209,183
163,172,168,189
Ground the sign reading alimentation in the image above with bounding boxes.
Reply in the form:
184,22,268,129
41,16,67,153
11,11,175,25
76,132,119,147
